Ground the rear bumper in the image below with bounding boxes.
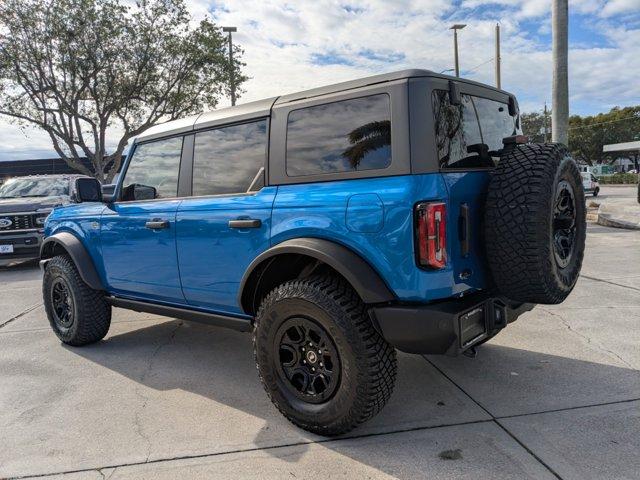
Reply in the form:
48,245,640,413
369,292,534,356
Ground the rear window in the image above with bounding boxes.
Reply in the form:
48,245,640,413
286,94,392,177
433,90,518,169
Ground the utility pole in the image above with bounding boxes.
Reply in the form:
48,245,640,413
552,0,568,144
222,26,237,106
495,23,501,89
450,24,466,77
544,102,550,142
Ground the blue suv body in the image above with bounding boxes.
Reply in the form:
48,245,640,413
42,69,582,435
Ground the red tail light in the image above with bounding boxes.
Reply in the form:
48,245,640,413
415,202,447,269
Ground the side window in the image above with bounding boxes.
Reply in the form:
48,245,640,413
286,94,391,177
433,91,518,169
433,90,489,169
121,136,183,201
192,120,267,196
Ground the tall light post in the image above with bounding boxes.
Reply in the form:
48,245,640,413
450,24,466,77
495,23,501,89
222,26,237,106
552,0,568,144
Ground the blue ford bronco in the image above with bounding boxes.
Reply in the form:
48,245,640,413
40,70,586,435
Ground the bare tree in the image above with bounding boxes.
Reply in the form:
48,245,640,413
0,0,245,182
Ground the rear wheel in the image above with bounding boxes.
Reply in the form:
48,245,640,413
43,255,111,346
253,273,397,436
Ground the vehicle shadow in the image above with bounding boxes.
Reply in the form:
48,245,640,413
67,317,640,478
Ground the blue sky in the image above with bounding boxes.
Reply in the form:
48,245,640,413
1,0,639,161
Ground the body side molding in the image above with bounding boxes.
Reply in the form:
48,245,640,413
40,232,104,290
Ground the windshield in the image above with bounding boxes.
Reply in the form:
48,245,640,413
0,177,69,199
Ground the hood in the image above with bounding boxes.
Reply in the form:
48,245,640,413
0,195,69,214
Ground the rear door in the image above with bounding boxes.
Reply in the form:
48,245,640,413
175,119,275,315
431,85,520,291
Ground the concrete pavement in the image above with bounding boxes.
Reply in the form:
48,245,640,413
1,220,639,478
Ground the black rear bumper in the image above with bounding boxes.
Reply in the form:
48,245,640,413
369,292,533,356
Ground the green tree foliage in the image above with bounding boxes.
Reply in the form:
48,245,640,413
0,0,245,181
520,106,640,167
520,111,550,144
569,106,640,167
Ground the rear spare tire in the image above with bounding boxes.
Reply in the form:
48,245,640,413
484,143,586,304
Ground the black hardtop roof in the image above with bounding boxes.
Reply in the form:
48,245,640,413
135,69,513,143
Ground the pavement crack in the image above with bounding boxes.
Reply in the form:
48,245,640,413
0,303,42,329
133,320,183,462
422,356,563,480
540,307,635,369
581,274,640,293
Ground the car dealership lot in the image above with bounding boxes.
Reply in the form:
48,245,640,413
1,197,639,479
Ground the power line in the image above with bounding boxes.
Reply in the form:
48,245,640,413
568,115,639,130
465,57,494,74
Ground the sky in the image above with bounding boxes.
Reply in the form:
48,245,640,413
1,0,639,161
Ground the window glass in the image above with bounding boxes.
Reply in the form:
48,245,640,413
121,137,183,201
473,96,518,159
433,90,518,169
0,177,69,198
286,94,391,176
193,120,267,196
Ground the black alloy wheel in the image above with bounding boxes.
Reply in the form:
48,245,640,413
553,180,577,269
275,317,341,404
51,277,75,329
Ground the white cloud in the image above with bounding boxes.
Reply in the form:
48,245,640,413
1,0,638,160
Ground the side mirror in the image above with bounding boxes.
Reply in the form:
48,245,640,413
121,183,157,201
101,184,116,203
134,184,157,201
75,178,102,203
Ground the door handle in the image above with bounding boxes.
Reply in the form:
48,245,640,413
145,219,169,230
228,219,261,229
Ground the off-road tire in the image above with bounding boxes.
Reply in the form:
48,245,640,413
43,255,111,346
253,273,397,436
484,143,586,304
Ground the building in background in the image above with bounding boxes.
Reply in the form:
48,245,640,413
0,157,123,183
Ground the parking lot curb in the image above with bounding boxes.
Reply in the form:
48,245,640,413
597,212,640,230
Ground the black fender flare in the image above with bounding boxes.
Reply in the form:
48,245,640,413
40,232,105,291
238,238,395,313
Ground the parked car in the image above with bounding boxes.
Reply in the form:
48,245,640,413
0,175,86,262
581,172,600,196
39,69,586,435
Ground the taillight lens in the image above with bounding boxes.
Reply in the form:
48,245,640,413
416,202,447,269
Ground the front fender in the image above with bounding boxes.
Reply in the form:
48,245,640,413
40,232,104,290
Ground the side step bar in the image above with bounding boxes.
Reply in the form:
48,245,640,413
106,297,253,332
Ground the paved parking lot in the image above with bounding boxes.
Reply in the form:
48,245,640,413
1,187,639,479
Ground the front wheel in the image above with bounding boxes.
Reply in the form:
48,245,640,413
43,255,111,346
253,273,397,436
593,187,599,197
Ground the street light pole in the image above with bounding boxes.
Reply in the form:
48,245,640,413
495,23,501,89
450,24,466,77
552,0,569,144
222,26,237,106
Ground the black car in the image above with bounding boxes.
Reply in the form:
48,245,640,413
0,175,86,262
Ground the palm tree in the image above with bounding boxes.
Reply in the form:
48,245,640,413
342,120,391,170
